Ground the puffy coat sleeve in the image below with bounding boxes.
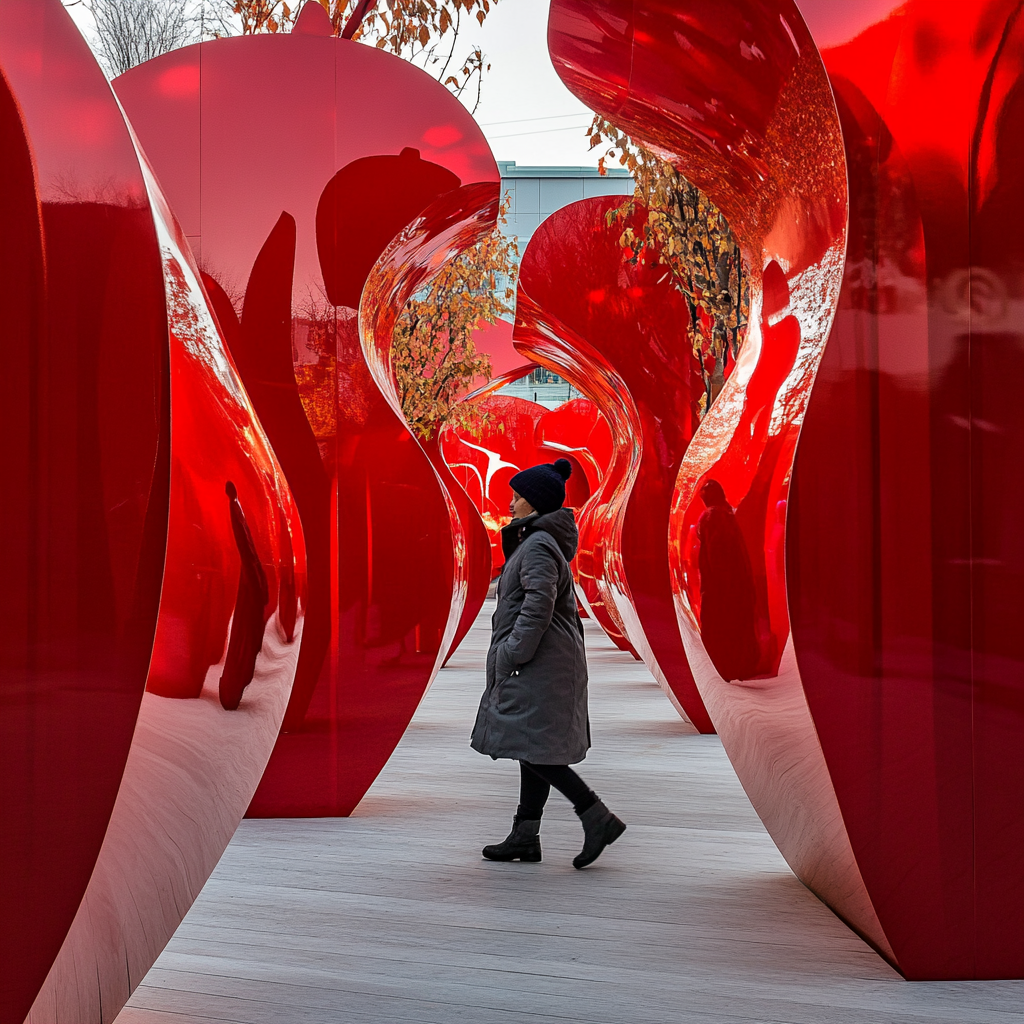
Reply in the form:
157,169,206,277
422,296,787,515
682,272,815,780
502,537,560,666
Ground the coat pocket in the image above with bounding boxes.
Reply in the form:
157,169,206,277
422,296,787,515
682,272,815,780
495,641,517,680
494,670,527,717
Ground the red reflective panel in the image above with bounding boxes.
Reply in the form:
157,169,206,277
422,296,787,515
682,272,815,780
533,398,629,640
548,0,877,958
513,200,711,728
116,36,499,816
535,398,612,498
443,395,550,575
507,307,639,657
787,0,1024,980
442,395,604,598
0,5,168,1019
29,158,305,1024
424,429,492,662
1,2,305,1019
551,0,1024,980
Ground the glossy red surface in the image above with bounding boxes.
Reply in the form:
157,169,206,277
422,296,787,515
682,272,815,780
534,399,623,635
443,395,614,639
508,334,637,658
551,0,1024,979
202,213,328,730
1,3,305,1019
425,431,492,662
116,34,500,816
785,0,1024,980
441,363,537,644
514,199,713,730
535,399,612,497
443,395,550,574
28,152,305,1024
548,0,876,959
0,6,168,1019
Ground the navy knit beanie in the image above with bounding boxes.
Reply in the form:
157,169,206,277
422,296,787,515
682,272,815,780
509,458,573,515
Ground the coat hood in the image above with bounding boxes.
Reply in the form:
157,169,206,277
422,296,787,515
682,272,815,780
500,507,579,563
524,506,579,561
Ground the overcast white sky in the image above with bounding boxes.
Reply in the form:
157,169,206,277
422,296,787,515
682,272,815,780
450,0,600,168
65,0,601,169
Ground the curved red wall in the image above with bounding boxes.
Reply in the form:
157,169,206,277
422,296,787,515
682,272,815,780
788,0,1024,980
513,197,713,731
115,21,500,816
1,3,306,1019
549,0,1024,978
0,6,168,1018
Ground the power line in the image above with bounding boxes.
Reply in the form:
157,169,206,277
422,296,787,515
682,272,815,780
478,111,593,128
487,123,591,140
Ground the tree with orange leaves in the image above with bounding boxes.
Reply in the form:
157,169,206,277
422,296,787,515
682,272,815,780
394,198,518,440
586,118,750,415
228,0,498,109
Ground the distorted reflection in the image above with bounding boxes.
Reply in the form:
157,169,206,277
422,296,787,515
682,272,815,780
696,478,759,682
219,481,270,711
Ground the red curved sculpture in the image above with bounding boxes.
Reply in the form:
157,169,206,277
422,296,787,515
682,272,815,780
785,0,1024,980
0,7,168,1019
2,3,305,1020
535,398,612,497
28,157,304,1024
116,27,499,816
443,395,550,574
548,0,864,954
551,0,1024,979
441,366,539,649
513,198,713,730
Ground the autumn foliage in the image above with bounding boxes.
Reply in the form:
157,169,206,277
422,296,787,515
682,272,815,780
587,118,750,414
229,0,498,106
394,199,518,439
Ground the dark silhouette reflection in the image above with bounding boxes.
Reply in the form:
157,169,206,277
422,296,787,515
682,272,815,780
219,481,270,710
697,479,759,681
212,213,331,732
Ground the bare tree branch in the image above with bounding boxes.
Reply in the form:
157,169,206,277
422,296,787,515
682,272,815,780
88,0,199,76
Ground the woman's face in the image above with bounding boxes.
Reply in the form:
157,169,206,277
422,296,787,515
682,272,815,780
510,490,535,520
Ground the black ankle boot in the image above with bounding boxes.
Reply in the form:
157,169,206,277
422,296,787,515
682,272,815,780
482,816,542,862
573,799,626,869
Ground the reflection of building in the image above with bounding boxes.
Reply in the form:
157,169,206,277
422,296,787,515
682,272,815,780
507,366,585,408
498,162,634,408
498,161,633,249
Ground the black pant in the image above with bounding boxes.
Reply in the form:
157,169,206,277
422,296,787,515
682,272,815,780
518,761,596,819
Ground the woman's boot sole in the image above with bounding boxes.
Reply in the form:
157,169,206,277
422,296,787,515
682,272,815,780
482,846,542,862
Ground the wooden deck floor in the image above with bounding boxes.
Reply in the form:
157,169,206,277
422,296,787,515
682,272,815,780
117,603,1024,1024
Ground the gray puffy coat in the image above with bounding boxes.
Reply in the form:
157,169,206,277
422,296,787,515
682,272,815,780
471,507,590,764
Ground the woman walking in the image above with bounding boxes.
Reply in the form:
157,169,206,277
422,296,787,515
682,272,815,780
471,458,626,868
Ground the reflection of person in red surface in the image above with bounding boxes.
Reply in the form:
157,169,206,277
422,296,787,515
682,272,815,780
696,479,759,682
472,459,626,869
219,481,270,711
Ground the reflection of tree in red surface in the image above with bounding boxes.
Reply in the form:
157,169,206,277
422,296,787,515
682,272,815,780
293,285,341,449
